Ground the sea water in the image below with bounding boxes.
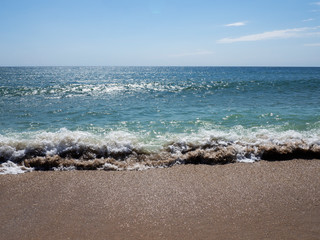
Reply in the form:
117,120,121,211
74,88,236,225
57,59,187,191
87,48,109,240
0,67,319,173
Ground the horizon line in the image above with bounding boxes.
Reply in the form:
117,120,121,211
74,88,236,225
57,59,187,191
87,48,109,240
1,65,320,68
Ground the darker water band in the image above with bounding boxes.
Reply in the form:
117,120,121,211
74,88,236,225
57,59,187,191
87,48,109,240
1,139,319,172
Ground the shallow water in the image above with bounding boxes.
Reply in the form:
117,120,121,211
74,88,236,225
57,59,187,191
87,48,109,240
1,67,319,173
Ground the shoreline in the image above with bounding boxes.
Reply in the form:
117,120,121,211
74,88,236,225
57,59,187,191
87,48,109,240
1,159,319,240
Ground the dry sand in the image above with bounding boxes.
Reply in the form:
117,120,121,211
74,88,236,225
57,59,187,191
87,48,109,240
0,159,319,240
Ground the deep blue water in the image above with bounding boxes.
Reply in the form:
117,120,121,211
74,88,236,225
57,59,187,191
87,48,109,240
1,66,319,133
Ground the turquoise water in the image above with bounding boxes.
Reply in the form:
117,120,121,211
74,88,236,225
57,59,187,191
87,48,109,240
0,67,319,173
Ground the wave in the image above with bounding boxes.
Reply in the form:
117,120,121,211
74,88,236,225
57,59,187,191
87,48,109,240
3,78,317,98
0,82,229,97
0,127,319,174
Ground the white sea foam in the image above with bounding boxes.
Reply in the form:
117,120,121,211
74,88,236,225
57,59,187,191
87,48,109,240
0,126,319,174
0,161,33,175
53,165,76,171
1,82,207,98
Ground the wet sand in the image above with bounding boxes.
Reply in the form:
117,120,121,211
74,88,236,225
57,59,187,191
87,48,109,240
0,160,319,240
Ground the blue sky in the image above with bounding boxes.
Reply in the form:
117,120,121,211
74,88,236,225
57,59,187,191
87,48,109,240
1,0,320,66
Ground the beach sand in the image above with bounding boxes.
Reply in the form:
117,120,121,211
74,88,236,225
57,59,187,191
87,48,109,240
0,159,319,240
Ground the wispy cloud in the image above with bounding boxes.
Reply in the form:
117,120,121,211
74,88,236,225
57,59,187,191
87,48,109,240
169,50,214,58
217,26,320,44
311,2,320,5
224,21,247,27
304,43,320,46
303,18,314,22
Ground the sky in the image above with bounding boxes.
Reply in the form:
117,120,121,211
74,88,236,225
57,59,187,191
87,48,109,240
1,0,320,66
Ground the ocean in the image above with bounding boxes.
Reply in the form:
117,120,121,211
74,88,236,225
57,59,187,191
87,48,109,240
0,66,319,174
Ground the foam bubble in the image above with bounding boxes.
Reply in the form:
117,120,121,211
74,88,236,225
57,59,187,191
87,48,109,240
0,161,33,175
0,126,319,174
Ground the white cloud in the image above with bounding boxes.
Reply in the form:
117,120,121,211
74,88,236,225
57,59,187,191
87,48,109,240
225,22,247,27
169,50,214,57
304,43,320,46
303,18,314,22
217,26,320,43
312,2,320,5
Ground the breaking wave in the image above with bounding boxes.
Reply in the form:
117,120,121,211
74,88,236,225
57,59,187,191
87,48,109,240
0,78,301,98
1,127,319,174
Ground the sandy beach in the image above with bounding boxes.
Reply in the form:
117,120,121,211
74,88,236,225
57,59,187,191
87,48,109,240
1,159,319,240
